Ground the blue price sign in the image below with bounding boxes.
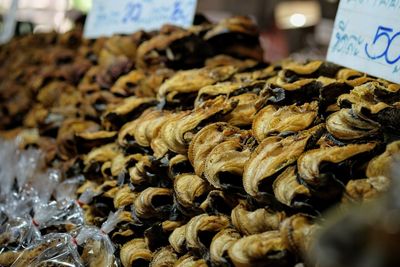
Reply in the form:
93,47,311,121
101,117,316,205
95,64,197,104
84,0,197,39
327,0,400,83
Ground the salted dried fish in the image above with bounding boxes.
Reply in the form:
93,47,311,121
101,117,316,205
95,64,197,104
243,124,324,196
157,66,237,107
150,246,178,267
367,141,400,178
185,214,230,255
204,133,254,191
132,187,173,221
174,174,211,213
228,231,294,267
102,96,158,130
188,122,242,177
231,201,286,235
209,227,241,265
160,96,235,154
120,238,153,267
280,214,318,256
272,166,311,208
326,108,380,141
252,101,319,141
169,224,187,254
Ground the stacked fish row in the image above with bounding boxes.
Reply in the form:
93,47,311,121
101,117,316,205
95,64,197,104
1,16,400,267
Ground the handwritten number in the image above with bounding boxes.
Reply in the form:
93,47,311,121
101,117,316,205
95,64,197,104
171,1,186,22
122,2,142,24
365,26,400,65
364,26,392,60
386,32,400,64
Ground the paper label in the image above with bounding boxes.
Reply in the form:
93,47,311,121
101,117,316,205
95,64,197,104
84,0,197,39
327,0,400,84
0,0,18,44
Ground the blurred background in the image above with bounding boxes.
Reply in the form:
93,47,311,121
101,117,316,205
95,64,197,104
0,0,339,61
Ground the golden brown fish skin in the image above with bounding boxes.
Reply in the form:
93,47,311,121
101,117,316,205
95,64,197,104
150,246,178,267
209,228,241,265
367,141,400,178
272,166,311,208
174,253,208,267
132,187,173,221
252,101,319,142
343,175,390,203
326,108,380,141
160,96,236,154
243,124,325,197
120,238,153,267
169,224,188,254
157,66,238,107
228,231,294,267
231,201,286,235
203,132,254,191
280,214,319,257
102,96,158,130
174,174,211,212
185,214,230,255
297,142,378,188
188,122,242,177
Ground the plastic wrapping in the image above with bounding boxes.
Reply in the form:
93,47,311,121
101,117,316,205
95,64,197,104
32,200,84,231
0,216,41,253
0,139,18,199
10,233,84,267
0,138,87,267
30,169,62,204
74,226,116,267
101,208,125,235
78,188,100,205
0,137,121,266
1,190,36,220
55,175,85,202
70,209,125,266
15,148,43,191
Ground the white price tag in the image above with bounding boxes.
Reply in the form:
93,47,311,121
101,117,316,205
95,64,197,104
0,0,18,45
84,0,197,39
327,0,400,84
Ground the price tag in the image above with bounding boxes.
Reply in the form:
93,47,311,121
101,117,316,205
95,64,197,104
0,0,18,44
327,0,400,84
84,0,197,39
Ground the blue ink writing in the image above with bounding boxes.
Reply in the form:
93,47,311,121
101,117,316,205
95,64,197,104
331,20,363,56
365,25,400,64
122,2,142,24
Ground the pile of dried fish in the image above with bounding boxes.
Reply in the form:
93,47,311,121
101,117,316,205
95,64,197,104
1,16,400,267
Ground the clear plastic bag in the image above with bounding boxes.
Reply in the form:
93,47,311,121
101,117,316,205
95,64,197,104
55,175,85,202
0,216,41,252
10,233,84,267
71,209,125,267
32,200,84,232
74,226,116,267
15,148,43,191
0,140,18,200
29,169,62,204
0,137,116,266
78,188,100,205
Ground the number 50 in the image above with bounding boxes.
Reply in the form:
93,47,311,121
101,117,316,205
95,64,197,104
365,26,400,64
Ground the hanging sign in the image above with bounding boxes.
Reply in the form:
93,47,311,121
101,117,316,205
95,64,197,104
84,0,197,39
327,0,400,84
